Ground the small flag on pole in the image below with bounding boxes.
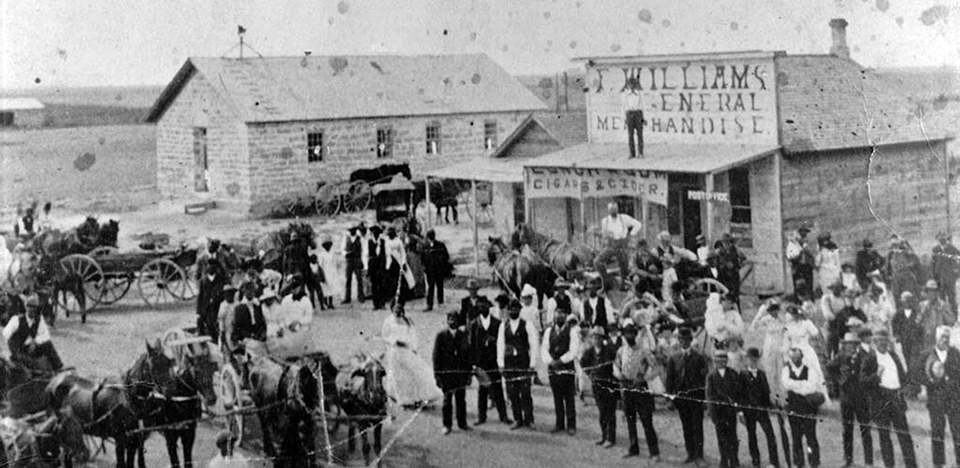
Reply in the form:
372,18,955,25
238,25,246,36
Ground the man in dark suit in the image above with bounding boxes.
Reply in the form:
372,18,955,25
665,326,708,464
468,301,510,425
706,350,741,468
541,306,580,435
932,232,960,312
231,283,266,344
460,280,492,325
924,325,960,468
433,311,472,434
342,225,365,304
741,347,779,468
421,229,451,312
867,330,917,468
367,225,386,310
580,325,619,448
196,261,227,339
892,291,924,390
827,332,876,468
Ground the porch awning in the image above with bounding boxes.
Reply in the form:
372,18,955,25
424,157,527,183
522,142,781,174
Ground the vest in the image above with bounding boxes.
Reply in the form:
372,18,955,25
548,325,575,370
583,297,607,328
503,319,530,368
346,236,362,259
788,364,808,381
8,316,41,356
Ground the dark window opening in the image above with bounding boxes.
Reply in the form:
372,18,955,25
307,131,324,162
376,127,394,158
0,112,13,127
484,120,498,150
426,123,441,155
729,167,751,224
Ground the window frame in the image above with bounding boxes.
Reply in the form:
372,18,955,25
425,122,442,155
728,167,752,224
376,126,394,159
483,119,498,150
306,131,325,163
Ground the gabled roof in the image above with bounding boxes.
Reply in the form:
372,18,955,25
0,98,44,111
777,55,951,154
490,111,588,159
146,54,546,123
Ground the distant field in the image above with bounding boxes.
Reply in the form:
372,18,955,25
0,85,163,108
0,125,157,218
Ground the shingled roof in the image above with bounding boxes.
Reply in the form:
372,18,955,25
777,54,951,154
146,54,546,123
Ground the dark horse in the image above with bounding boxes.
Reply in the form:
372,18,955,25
46,339,176,468
149,336,220,468
487,236,557,306
29,253,86,326
514,223,594,278
412,179,469,225
240,340,320,467
349,163,412,185
338,352,388,466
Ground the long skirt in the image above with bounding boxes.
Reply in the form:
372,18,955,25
384,345,443,406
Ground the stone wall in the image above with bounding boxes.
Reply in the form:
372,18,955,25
747,154,784,293
781,141,951,264
155,73,251,210
246,111,527,216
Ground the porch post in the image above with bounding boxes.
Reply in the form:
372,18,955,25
641,197,649,243
705,172,715,245
425,176,432,229
472,179,480,276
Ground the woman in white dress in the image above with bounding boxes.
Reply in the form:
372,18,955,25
749,299,789,404
781,304,829,400
314,234,342,309
815,233,841,295
381,302,443,408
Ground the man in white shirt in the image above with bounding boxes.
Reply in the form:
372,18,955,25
781,346,821,468
594,203,642,282
497,299,540,429
623,77,644,158
582,275,616,329
695,234,710,267
545,279,579,325
3,297,63,370
540,307,580,435
871,330,918,468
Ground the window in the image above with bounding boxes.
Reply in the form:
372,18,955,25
729,167,751,224
376,127,394,158
0,112,13,127
483,120,498,150
307,131,324,162
426,123,441,155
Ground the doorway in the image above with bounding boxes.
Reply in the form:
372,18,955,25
193,127,209,192
667,173,703,251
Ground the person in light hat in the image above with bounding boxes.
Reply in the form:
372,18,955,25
924,325,960,468
314,233,341,309
695,234,709,267
259,288,282,337
920,279,956,353
614,317,661,461
815,231,841,297
892,289,924,392
519,283,542,330
827,330,877,468
787,226,816,297
3,295,63,371
545,278,574,325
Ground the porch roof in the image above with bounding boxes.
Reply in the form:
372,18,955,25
522,142,781,174
424,156,529,183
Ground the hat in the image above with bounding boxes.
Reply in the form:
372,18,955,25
875,329,892,339
370,224,383,234
900,291,914,300
862,238,873,248
507,299,522,311
695,234,706,243
223,284,238,292
446,310,460,319
827,281,844,292
621,318,637,331
520,284,537,297
925,279,939,290
841,332,861,343
867,270,882,278
553,278,571,290
713,349,729,358
584,273,603,289
745,347,761,359
466,279,480,291
657,231,672,242
857,328,874,339
589,326,606,337
320,233,332,244
24,296,40,309
845,317,864,327
678,326,694,339
798,226,811,234
936,325,952,341
817,231,832,240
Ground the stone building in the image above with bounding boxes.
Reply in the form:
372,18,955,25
520,19,955,294
0,98,45,128
145,54,545,215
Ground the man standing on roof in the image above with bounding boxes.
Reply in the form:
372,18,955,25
623,76,644,158
594,202,642,282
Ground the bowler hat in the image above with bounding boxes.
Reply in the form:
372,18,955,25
745,347,761,359
507,299,522,311
862,238,873,248
841,332,861,343
466,279,480,291
875,329,892,339
798,226,811,234
713,350,729,358
24,296,40,309
370,225,383,234
677,326,694,339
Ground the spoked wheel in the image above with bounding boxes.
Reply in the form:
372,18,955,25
456,190,473,220
138,258,187,306
96,274,132,305
59,254,104,321
315,183,342,217
177,262,199,301
343,180,373,212
214,365,245,445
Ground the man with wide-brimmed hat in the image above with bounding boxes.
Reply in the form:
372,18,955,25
665,325,708,464
924,325,960,468
614,319,661,461
421,229,452,312
868,329,918,468
497,298,539,430
459,279,492,327
580,325,619,448
3,296,63,371
434,310,472,434
366,224,387,310
545,278,579,325
827,331,877,468
932,231,960,312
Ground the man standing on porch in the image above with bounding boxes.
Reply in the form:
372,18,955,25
594,202,642,282
623,77,644,158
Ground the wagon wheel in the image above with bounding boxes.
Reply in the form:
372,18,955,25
137,258,187,306
314,183,342,217
87,246,118,257
177,262,199,301
59,254,103,318
456,190,473,220
343,180,373,213
97,274,132,305
214,365,245,445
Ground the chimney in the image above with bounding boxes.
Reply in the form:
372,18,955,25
829,18,850,59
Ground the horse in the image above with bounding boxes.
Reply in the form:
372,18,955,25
46,339,176,468
486,236,557,305
239,340,319,467
337,352,388,466
28,253,87,325
514,223,595,278
412,179,468,225
0,408,87,468
349,163,411,185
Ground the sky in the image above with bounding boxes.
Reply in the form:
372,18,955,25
1,0,958,89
